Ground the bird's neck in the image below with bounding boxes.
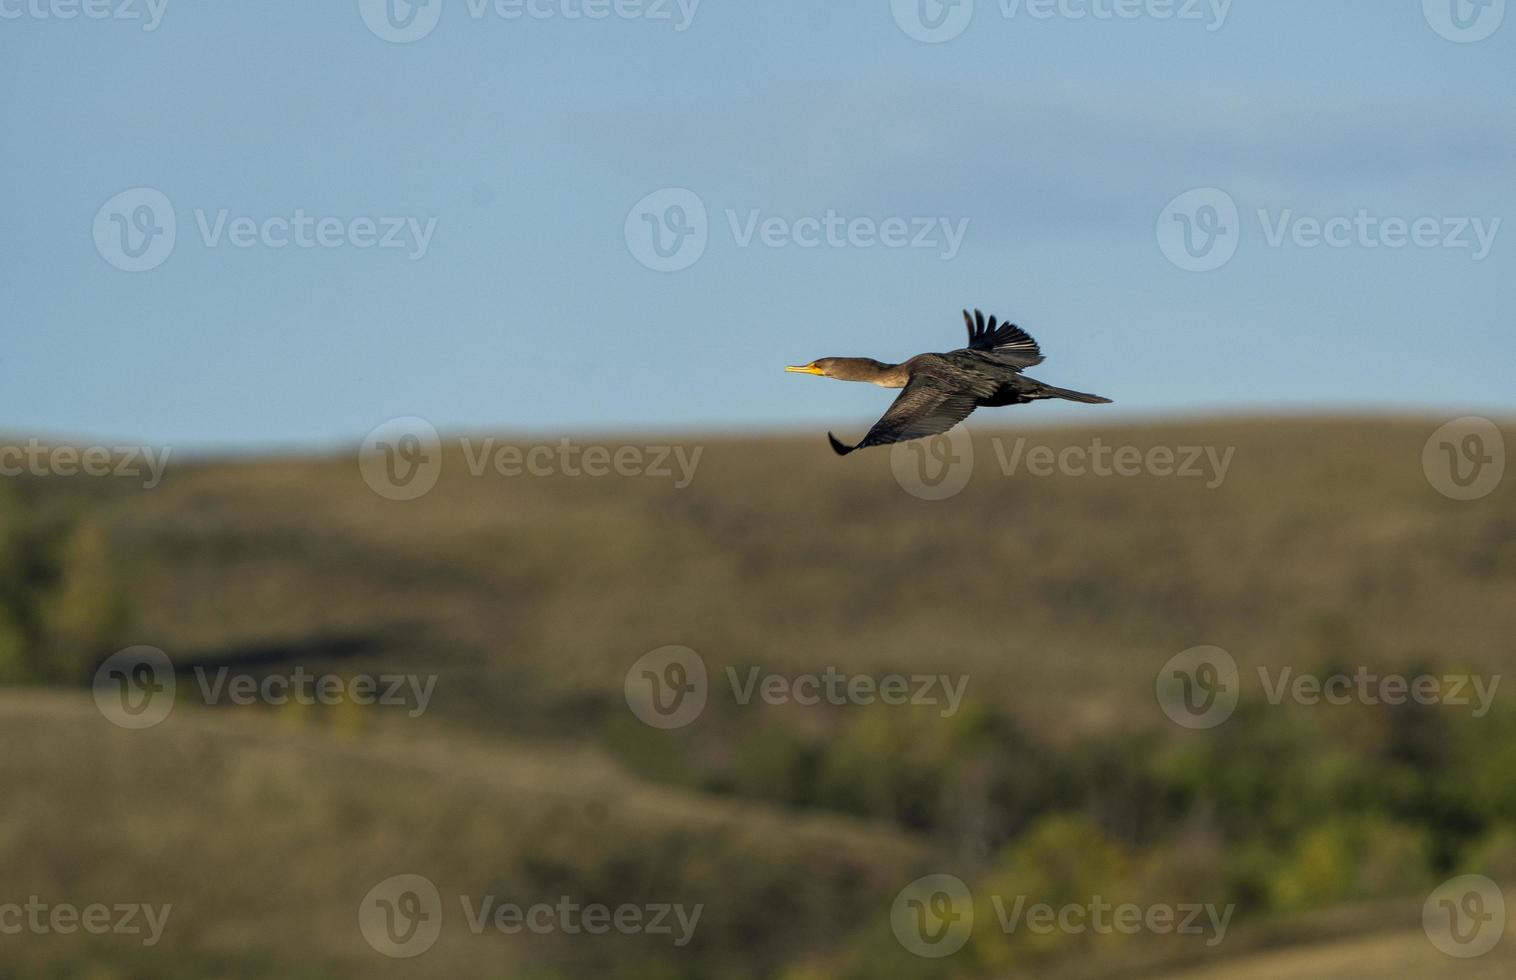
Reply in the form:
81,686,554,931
831,358,907,388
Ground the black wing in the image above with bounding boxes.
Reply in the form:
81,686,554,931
828,377,979,456
961,308,1044,367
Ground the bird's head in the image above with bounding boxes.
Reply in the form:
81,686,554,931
785,358,842,378
786,357,892,383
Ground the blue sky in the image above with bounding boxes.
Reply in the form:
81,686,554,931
3,0,1513,450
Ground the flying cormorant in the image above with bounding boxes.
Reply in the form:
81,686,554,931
787,309,1111,455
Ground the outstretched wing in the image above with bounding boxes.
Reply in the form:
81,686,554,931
829,377,979,456
960,308,1044,367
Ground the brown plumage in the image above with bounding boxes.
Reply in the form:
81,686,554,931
786,309,1111,456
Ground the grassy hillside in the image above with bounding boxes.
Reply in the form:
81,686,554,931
2,416,1513,978
0,691,931,979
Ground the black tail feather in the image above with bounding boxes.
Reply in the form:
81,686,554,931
1035,384,1112,405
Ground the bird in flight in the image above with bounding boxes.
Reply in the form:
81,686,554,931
787,309,1111,455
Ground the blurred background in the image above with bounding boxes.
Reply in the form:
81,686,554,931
2,1,1514,977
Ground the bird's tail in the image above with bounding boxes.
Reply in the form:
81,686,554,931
1033,383,1112,405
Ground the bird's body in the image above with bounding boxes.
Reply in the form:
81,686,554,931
787,310,1111,455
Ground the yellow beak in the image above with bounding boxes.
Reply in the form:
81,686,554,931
786,363,825,375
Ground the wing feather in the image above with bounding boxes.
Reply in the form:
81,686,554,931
959,308,1045,367
830,377,979,455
